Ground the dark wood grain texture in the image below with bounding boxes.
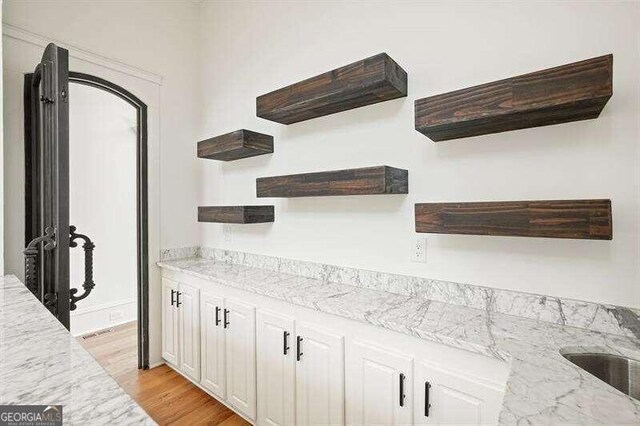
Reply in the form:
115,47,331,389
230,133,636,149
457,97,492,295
415,200,612,240
257,53,408,124
197,129,273,161
198,206,275,224
415,55,613,141
257,166,408,198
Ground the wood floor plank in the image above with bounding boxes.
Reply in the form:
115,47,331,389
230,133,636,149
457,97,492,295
78,321,249,425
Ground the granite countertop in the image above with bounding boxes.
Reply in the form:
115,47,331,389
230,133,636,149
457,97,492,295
0,275,155,425
159,257,640,425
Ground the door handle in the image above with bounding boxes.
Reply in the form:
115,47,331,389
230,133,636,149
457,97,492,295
170,289,176,306
23,226,56,296
424,381,432,417
176,291,182,308
223,309,230,328
283,331,290,355
215,306,221,326
68,226,96,311
399,373,406,407
296,336,303,361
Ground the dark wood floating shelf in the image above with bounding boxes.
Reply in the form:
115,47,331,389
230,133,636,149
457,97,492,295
257,166,408,198
415,200,612,240
197,129,273,161
415,54,613,141
257,53,408,124
198,206,274,224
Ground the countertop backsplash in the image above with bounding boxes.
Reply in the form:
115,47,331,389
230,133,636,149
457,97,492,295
160,246,640,339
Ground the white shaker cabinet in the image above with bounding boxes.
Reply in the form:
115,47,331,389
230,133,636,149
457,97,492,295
348,340,414,426
161,278,179,366
224,298,257,421
200,291,226,399
256,310,296,426
178,281,200,381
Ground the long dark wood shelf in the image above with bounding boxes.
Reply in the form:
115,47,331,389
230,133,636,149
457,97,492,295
415,200,612,240
257,53,408,124
197,129,273,161
198,206,274,224
415,54,613,141
257,166,408,198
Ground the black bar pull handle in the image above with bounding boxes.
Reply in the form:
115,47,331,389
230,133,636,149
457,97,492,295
176,291,182,308
296,336,303,361
170,289,176,306
399,373,406,407
283,331,290,355
224,309,230,328
424,381,432,417
215,306,221,326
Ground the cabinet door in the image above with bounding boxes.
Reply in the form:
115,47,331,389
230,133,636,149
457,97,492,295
200,291,226,399
348,341,413,426
257,310,295,426
295,323,344,426
415,360,504,425
178,282,200,381
161,278,179,365
225,298,257,421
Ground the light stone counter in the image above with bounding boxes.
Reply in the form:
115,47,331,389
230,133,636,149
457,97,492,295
159,257,640,425
0,275,154,425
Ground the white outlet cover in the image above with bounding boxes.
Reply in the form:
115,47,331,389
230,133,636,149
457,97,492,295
412,237,426,263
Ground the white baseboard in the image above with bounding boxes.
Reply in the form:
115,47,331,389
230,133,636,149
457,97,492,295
71,298,137,336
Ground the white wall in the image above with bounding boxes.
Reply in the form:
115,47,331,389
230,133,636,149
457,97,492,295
197,1,640,308
68,83,137,336
2,0,201,259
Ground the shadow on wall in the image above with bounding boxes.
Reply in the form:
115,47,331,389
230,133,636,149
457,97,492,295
282,194,407,214
431,233,613,262
280,97,408,139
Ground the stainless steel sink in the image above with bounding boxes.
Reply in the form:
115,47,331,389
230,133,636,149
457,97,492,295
562,353,640,401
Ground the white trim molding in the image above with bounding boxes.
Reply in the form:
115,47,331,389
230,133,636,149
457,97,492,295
71,298,137,337
2,23,164,85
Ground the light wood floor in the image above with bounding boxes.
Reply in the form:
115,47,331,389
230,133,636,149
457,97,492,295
78,321,249,426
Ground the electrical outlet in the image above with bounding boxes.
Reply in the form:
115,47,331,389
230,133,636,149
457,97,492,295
411,237,426,263
223,224,232,242
109,310,124,322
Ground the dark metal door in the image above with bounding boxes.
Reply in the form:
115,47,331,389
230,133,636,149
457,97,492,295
23,43,72,329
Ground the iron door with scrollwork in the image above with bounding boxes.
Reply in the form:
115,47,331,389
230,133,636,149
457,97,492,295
23,43,95,330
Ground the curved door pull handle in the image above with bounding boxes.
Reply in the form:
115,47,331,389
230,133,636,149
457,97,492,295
69,226,95,311
399,373,406,407
175,291,182,308
215,306,221,326
283,331,290,355
23,226,56,296
170,289,176,306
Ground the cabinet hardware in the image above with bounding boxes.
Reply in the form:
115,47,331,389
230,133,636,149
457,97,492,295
170,289,176,306
296,336,303,361
176,291,182,308
424,381,432,417
283,331,290,355
215,306,221,326
224,309,230,328
399,373,406,407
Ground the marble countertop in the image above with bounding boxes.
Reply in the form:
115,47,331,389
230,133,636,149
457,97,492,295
159,257,640,425
0,275,154,425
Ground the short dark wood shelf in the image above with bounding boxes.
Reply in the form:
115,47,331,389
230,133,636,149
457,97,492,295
197,129,273,161
415,54,613,141
198,206,274,224
257,53,408,124
415,199,612,240
257,166,408,198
